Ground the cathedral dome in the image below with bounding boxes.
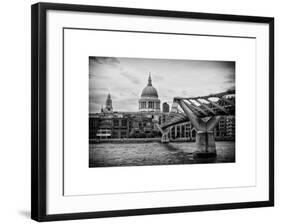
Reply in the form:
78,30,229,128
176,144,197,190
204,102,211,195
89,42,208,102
138,74,161,112
140,75,158,98
141,86,158,98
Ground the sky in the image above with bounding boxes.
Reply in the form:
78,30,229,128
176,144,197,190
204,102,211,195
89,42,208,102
89,56,235,113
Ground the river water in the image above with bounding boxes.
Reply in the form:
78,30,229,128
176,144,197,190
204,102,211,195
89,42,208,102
89,141,235,167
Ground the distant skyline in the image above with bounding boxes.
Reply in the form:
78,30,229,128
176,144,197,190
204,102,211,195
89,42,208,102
89,56,235,113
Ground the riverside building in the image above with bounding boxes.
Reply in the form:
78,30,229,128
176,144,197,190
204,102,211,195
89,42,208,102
89,74,235,141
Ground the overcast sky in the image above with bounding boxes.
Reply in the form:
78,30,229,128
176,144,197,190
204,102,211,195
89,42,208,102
89,56,235,113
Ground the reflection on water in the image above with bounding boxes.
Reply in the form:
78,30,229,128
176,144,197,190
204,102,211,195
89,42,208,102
89,141,235,168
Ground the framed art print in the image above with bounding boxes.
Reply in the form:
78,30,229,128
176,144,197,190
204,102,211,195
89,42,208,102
31,2,274,222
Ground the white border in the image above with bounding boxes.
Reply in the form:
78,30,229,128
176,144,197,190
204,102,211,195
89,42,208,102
46,10,269,214
64,29,256,196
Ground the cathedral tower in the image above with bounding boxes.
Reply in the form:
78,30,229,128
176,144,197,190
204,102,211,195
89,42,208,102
102,93,113,113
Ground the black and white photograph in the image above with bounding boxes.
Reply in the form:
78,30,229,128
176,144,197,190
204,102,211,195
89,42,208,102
30,2,274,222
89,56,235,167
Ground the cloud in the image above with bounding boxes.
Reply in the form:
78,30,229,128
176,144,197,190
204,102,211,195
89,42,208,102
89,56,236,113
94,87,108,91
223,62,235,84
89,90,110,103
89,102,102,113
89,57,121,78
89,56,120,67
89,73,110,80
115,97,139,111
119,69,140,85
181,90,189,96
153,73,165,82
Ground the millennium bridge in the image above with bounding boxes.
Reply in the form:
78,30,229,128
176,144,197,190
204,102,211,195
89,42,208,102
157,90,235,158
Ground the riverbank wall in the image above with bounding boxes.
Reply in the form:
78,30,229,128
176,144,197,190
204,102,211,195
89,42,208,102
90,138,161,144
89,137,234,144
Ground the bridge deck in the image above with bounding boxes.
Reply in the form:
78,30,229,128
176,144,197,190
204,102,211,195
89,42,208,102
160,90,235,130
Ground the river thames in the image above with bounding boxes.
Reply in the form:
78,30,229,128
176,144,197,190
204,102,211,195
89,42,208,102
89,141,235,167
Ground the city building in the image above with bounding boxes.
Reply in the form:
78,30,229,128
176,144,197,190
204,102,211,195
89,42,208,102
162,102,170,113
89,73,235,141
214,115,235,140
89,112,161,140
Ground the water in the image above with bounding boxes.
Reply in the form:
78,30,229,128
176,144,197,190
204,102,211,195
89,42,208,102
89,141,235,167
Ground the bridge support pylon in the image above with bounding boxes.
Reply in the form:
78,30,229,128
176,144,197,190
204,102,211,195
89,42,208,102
177,99,221,158
195,130,216,157
156,124,170,143
161,132,170,143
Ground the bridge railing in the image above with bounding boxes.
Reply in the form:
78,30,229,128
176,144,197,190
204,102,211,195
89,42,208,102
160,90,235,130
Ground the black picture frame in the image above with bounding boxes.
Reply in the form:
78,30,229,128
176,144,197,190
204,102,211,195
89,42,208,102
31,2,274,222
